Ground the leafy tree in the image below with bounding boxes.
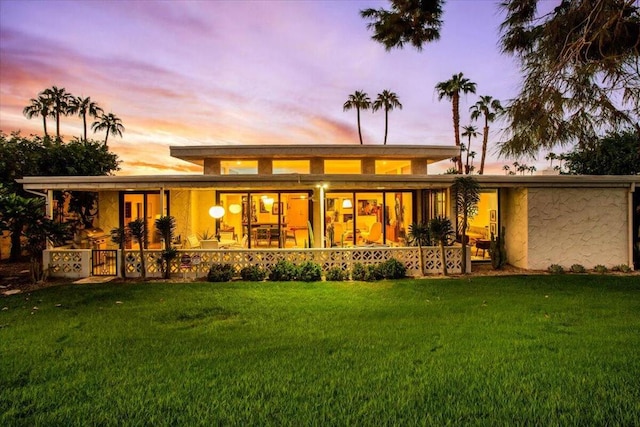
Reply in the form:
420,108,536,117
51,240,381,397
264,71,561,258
41,86,73,139
452,176,480,274
470,96,503,174
128,219,146,279
461,125,480,175
428,216,454,275
562,129,640,175
69,96,103,141
23,96,52,137
360,0,444,51
0,132,119,257
343,91,371,145
436,73,477,173
372,90,403,145
499,0,640,158
92,112,125,148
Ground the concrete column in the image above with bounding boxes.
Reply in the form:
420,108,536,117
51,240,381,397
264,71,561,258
258,158,272,175
204,158,220,175
362,158,375,174
310,158,324,174
411,159,428,175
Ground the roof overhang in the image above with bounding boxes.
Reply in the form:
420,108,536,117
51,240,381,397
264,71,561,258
18,174,640,192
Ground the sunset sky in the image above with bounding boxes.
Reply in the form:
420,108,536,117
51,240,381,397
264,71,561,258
0,0,544,175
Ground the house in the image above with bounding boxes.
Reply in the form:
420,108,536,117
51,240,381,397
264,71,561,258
18,144,640,277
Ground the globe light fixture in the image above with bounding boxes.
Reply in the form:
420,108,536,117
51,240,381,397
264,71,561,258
209,205,225,219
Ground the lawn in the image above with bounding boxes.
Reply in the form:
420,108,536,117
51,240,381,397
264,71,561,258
1,275,639,426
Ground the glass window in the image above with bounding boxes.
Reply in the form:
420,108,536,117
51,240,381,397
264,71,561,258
220,160,258,174
273,160,310,174
324,160,361,174
218,191,310,248
375,160,412,175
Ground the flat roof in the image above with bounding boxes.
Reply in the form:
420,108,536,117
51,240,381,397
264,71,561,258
170,144,461,166
19,174,640,192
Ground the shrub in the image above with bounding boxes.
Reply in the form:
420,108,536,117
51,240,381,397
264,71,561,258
612,264,632,273
594,264,608,274
570,264,586,273
548,264,565,274
269,260,298,281
351,262,366,281
207,263,235,282
297,261,322,282
364,264,384,282
325,267,346,282
240,265,267,281
378,258,406,279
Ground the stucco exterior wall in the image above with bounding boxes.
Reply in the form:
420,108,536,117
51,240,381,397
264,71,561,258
501,188,529,269
170,190,192,241
526,187,629,270
98,191,120,247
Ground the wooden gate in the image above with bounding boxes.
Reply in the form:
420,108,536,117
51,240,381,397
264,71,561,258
92,249,118,276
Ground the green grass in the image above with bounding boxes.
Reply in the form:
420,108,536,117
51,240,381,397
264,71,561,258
1,275,639,426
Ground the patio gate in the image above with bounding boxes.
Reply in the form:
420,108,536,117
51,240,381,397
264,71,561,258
92,249,118,276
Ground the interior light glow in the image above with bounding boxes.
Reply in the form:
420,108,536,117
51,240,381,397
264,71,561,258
209,205,225,219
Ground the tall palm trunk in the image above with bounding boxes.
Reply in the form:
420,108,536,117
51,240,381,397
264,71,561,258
356,108,363,145
82,113,88,141
104,128,110,148
42,116,48,137
383,108,389,145
55,108,61,138
480,122,489,175
452,94,462,173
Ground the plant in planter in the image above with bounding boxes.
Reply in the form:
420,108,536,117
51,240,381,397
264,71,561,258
128,218,146,279
408,222,431,276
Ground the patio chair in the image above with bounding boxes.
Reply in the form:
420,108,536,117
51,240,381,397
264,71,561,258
362,222,382,244
186,235,200,249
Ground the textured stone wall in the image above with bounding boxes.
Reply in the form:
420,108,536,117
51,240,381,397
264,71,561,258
501,188,529,268
527,188,629,269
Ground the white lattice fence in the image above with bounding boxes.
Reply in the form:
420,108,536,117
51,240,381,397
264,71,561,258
120,246,466,278
44,249,91,278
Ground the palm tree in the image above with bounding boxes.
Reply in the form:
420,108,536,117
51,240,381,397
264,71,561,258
428,216,454,276
470,95,503,175
452,176,480,274
435,73,477,173
343,91,371,145
69,96,103,141
360,0,444,51
92,113,124,148
407,222,431,276
23,96,52,137
41,86,73,139
128,219,146,279
461,125,480,175
372,90,403,145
